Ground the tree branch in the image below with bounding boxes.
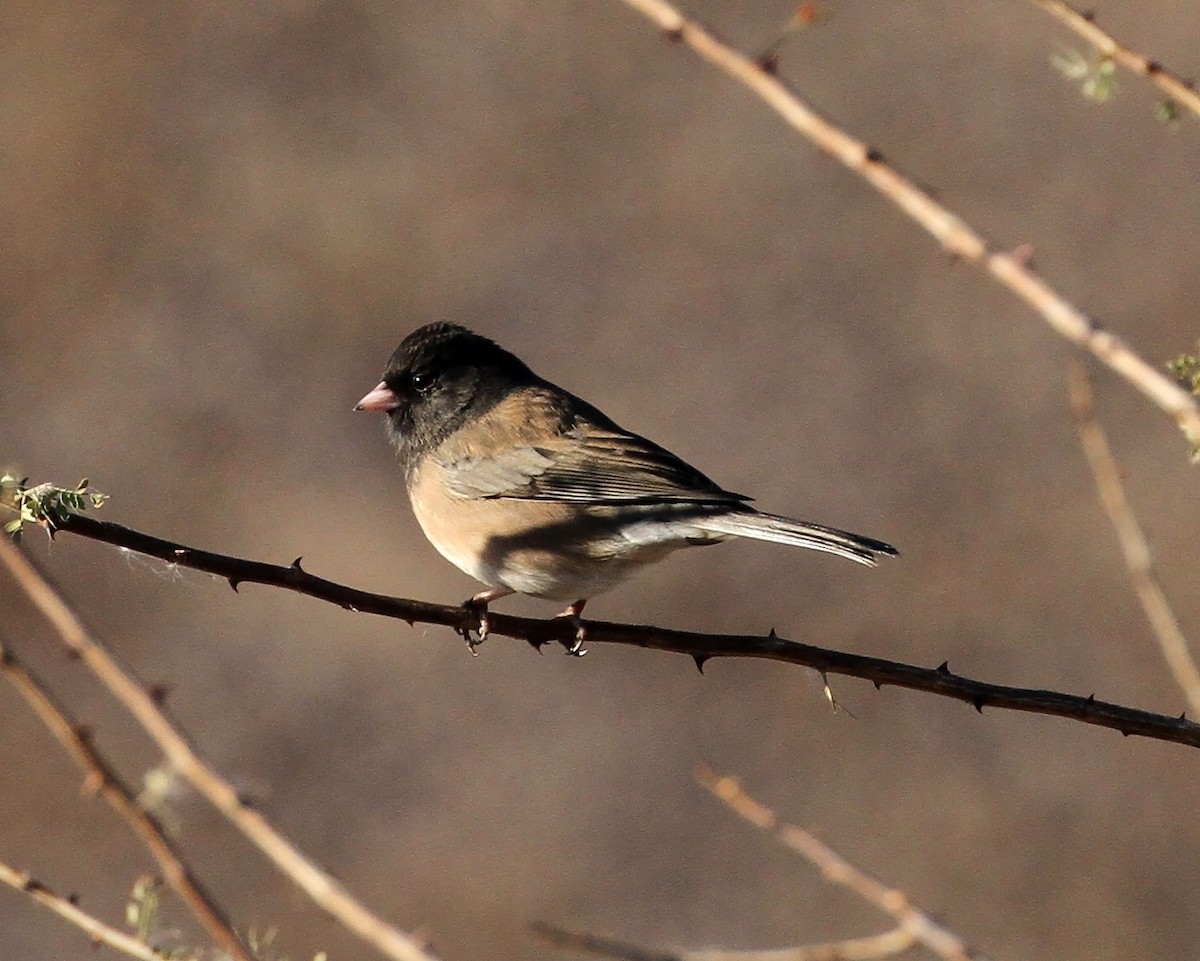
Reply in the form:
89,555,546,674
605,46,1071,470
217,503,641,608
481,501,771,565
612,0,1200,452
0,637,251,961
0,860,167,961
536,763,961,961
1068,365,1200,713
535,920,916,961
19,511,1200,751
534,922,679,961
694,766,980,961
0,535,438,961
1025,0,1200,119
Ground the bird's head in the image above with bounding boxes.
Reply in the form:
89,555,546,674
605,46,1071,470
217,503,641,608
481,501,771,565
355,322,535,471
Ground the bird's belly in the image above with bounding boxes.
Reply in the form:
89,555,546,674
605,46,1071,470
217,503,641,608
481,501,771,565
409,468,701,600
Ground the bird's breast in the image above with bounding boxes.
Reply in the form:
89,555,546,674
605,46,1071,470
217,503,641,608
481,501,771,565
407,458,700,600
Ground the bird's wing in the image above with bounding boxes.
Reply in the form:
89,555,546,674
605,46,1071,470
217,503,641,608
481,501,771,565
433,389,750,505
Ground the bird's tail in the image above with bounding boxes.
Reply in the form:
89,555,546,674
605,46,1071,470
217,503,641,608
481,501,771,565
694,509,898,567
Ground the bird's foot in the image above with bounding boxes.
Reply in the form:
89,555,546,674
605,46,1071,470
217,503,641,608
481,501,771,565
554,599,588,656
458,599,489,655
459,587,515,655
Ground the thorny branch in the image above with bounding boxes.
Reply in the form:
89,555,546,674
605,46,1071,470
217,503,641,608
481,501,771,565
613,0,1200,453
19,512,1200,752
0,860,167,961
0,536,438,961
0,636,251,961
695,766,980,961
535,920,917,961
1068,365,1200,714
535,765,974,961
1025,0,1200,119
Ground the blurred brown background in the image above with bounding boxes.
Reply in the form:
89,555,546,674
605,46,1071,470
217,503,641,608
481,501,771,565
3,2,1199,959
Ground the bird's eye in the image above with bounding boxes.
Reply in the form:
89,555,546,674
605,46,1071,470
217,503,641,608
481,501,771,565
410,372,434,394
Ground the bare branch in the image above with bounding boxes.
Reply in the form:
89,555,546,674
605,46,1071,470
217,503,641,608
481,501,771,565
613,0,1200,450
686,930,916,961
0,536,438,961
24,512,1200,750
0,637,251,961
1068,365,1200,713
0,860,167,961
534,922,680,961
1026,0,1200,119
535,921,915,961
695,766,980,961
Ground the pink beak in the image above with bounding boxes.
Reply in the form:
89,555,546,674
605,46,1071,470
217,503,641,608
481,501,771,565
355,381,401,412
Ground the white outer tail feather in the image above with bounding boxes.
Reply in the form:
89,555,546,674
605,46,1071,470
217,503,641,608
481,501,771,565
694,510,894,567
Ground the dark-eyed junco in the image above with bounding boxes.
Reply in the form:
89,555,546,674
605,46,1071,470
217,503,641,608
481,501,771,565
356,323,896,653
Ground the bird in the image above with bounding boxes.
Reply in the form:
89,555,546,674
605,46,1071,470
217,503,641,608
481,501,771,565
356,322,896,653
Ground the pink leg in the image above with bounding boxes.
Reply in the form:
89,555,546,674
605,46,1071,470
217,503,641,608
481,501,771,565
461,586,515,654
554,599,588,656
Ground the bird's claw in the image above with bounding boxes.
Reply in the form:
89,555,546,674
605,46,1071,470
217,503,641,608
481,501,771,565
460,599,491,655
555,601,588,656
564,629,587,657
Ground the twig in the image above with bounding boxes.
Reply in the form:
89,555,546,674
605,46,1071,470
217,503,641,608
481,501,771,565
23,512,1200,750
694,766,979,961
613,0,1200,451
535,920,915,961
0,860,167,961
534,922,679,961
0,537,438,961
1025,0,1200,119
1068,365,1200,714
688,930,914,961
0,637,250,961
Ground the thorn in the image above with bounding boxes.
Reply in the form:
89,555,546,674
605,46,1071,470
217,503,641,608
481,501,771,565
664,25,684,42
692,654,709,674
758,52,779,74
1085,693,1096,705
1009,242,1036,268
872,679,882,690
65,647,82,662
526,637,548,653
936,661,952,675
149,684,170,707
1120,729,1130,737
768,627,778,638
973,698,984,713
864,146,885,164
235,791,257,808
291,556,305,571
821,672,856,717
404,619,414,628
228,577,241,593
66,892,80,906
1179,712,1188,722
